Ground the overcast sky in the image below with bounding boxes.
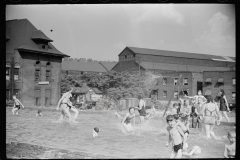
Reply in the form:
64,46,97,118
6,4,235,61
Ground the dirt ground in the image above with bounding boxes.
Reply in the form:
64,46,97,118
6,142,111,159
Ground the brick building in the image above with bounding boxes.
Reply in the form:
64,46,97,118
203,71,236,105
112,47,235,102
6,19,69,107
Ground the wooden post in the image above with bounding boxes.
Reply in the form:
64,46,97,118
163,74,182,117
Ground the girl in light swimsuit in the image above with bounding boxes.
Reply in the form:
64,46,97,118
122,107,135,133
56,87,78,123
201,95,221,139
12,95,25,115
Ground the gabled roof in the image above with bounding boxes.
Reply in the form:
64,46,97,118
62,61,108,72
31,30,53,42
99,61,117,71
6,19,69,57
121,47,235,62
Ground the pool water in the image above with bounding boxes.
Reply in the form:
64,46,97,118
6,108,234,158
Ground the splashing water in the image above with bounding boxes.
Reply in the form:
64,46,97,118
142,71,163,90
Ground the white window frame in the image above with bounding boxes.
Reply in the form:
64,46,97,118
174,78,178,85
232,92,236,100
174,91,178,99
232,78,236,85
163,91,167,98
183,78,188,85
163,78,167,85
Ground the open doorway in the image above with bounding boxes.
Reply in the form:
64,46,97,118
197,81,203,94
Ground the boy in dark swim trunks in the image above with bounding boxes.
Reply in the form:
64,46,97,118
12,95,25,115
224,131,235,158
166,115,186,158
173,114,189,150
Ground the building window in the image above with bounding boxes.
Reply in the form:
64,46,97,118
163,91,167,98
14,68,19,80
45,89,51,106
163,78,167,85
174,91,178,99
232,92,235,100
36,61,41,65
232,78,236,85
6,67,10,80
174,78,178,85
6,90,10,101
14,89,20,99
46,70,51,81
125,55,127,58
183,78,188,85
81,71,83,75
34,89,41,106
46,62,51,66
205,78,212,86
35,69,41,81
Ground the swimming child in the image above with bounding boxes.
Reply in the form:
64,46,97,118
122,107,135,133
93,127,100,137
166,115,186,158
182,145,201,158
224,131,235,158
12,95,25,115
36,110,42,116
173,114,189,150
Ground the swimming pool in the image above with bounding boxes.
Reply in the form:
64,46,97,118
6,107,234,158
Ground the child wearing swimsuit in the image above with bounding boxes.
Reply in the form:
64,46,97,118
122,107,135,133
166,115,186,158
173,114,189,150
224,131,235,158
12,95,25,115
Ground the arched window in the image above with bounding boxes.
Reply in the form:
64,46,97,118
36,61,41,65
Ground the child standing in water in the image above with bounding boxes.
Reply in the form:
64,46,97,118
173,114,189,150
166,115,186,158
122,107,135,133
224,131,236,158
12,95,25,115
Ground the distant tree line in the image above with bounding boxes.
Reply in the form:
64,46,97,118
61,71,157,102
63,57,117,63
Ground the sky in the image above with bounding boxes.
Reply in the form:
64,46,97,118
6,4,235,61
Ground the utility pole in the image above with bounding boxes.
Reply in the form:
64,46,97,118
10,57,15,100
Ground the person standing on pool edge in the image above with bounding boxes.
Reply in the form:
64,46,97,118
56,87,78,123
135,95,147,124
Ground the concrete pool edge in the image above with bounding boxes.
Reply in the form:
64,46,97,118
6,141,113,159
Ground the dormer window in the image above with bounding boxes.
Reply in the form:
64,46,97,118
31,30,52,51
46,62,51,66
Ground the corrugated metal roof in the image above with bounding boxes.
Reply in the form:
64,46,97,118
62,61,108,72
6,19,68,57
140,62,231,72
126,46,235,62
